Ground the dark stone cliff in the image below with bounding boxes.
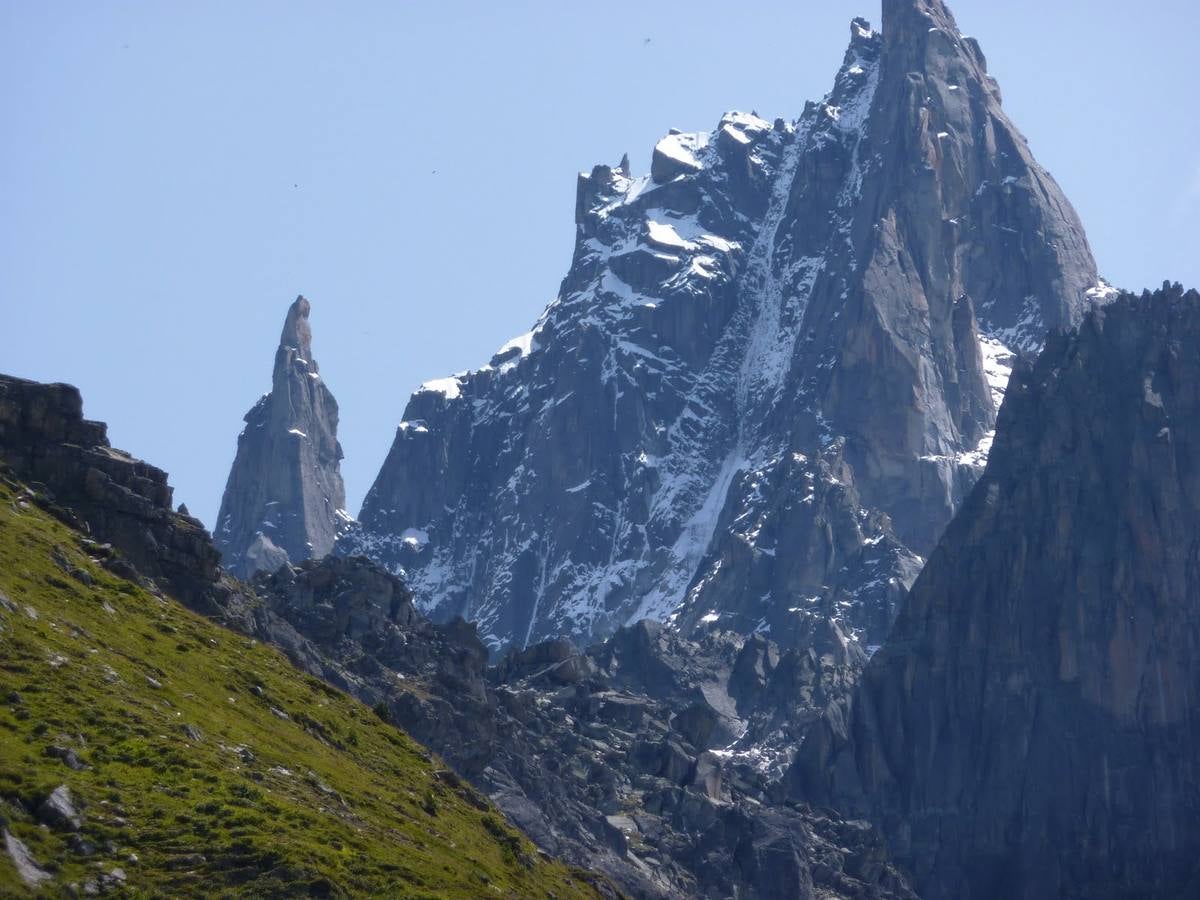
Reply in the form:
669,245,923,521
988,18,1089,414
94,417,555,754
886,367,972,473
0,374,249,624
248,558,914,899
797,284,1200,898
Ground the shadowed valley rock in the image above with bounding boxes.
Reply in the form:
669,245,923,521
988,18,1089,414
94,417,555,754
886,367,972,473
248,557,915,899
796,284,1200,899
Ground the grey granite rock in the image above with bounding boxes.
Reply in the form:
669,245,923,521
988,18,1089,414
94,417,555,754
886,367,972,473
0,374,246,622
4,830,51,888
38,784,82,831
796,284,1200,899
340,0,1106,656
215,296,347,578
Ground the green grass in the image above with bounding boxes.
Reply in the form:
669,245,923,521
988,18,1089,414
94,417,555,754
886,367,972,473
0,478,606,898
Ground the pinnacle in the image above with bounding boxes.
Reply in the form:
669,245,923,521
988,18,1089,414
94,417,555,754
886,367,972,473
280,294,314,360
880,0,958,36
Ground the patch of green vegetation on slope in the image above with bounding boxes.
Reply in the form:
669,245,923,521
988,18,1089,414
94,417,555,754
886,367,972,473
0,479,606,898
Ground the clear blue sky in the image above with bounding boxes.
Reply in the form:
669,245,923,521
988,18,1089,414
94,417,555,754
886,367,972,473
3,1,1198,529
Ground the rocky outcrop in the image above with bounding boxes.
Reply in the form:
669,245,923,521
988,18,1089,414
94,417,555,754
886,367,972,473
796,284,1200,898
243,555,483,710
340,0,1105,655
0,374,247,622
249,557,914,899
215,296,347,578
0,375,603,892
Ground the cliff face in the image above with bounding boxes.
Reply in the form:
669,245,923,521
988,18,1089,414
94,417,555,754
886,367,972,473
340,0,1104,655
0,374,230,618
798,284,1200,898
215,296,347,578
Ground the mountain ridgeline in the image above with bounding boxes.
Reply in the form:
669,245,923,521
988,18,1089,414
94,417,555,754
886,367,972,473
336,0,1106,656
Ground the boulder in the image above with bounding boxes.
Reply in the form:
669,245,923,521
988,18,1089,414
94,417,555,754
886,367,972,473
38,784,82,831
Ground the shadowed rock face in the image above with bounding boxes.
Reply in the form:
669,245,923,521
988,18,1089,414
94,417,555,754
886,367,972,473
796,284,1200,899
215,296,347,578
0,374,251,624
339,0,1103,656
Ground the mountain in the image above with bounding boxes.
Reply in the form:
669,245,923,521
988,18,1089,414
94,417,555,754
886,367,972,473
795,284,1200,898
215,296,349,579
1,370,910,897
338,0,1107,655
0,384,607,897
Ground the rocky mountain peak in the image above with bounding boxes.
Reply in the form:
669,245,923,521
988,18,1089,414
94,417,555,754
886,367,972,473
279,294,315,365
339,7,1105,656
215,296,347,579
881,0,956,36
879,0,993,105
0,374,240,620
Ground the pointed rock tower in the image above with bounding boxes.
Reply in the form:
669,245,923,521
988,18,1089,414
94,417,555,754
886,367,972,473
215,296,348,578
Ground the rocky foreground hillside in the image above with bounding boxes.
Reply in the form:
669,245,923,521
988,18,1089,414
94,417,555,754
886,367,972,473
795,284,1200,898
0,375,607,897
247,557,913,898
335,0,1107,656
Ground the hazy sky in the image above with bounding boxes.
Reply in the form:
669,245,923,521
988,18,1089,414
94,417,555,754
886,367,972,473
3,1,1198,529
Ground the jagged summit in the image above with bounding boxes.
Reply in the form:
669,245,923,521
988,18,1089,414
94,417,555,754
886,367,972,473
280,294,316,365
215,295,347,579
882,0,957,31
339,8,1106,655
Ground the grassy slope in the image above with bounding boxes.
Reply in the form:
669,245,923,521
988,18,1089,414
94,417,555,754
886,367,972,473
0,479,604,898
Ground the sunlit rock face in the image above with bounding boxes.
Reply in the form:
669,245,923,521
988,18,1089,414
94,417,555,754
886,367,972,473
341,0,1103,655
216,296,348,579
